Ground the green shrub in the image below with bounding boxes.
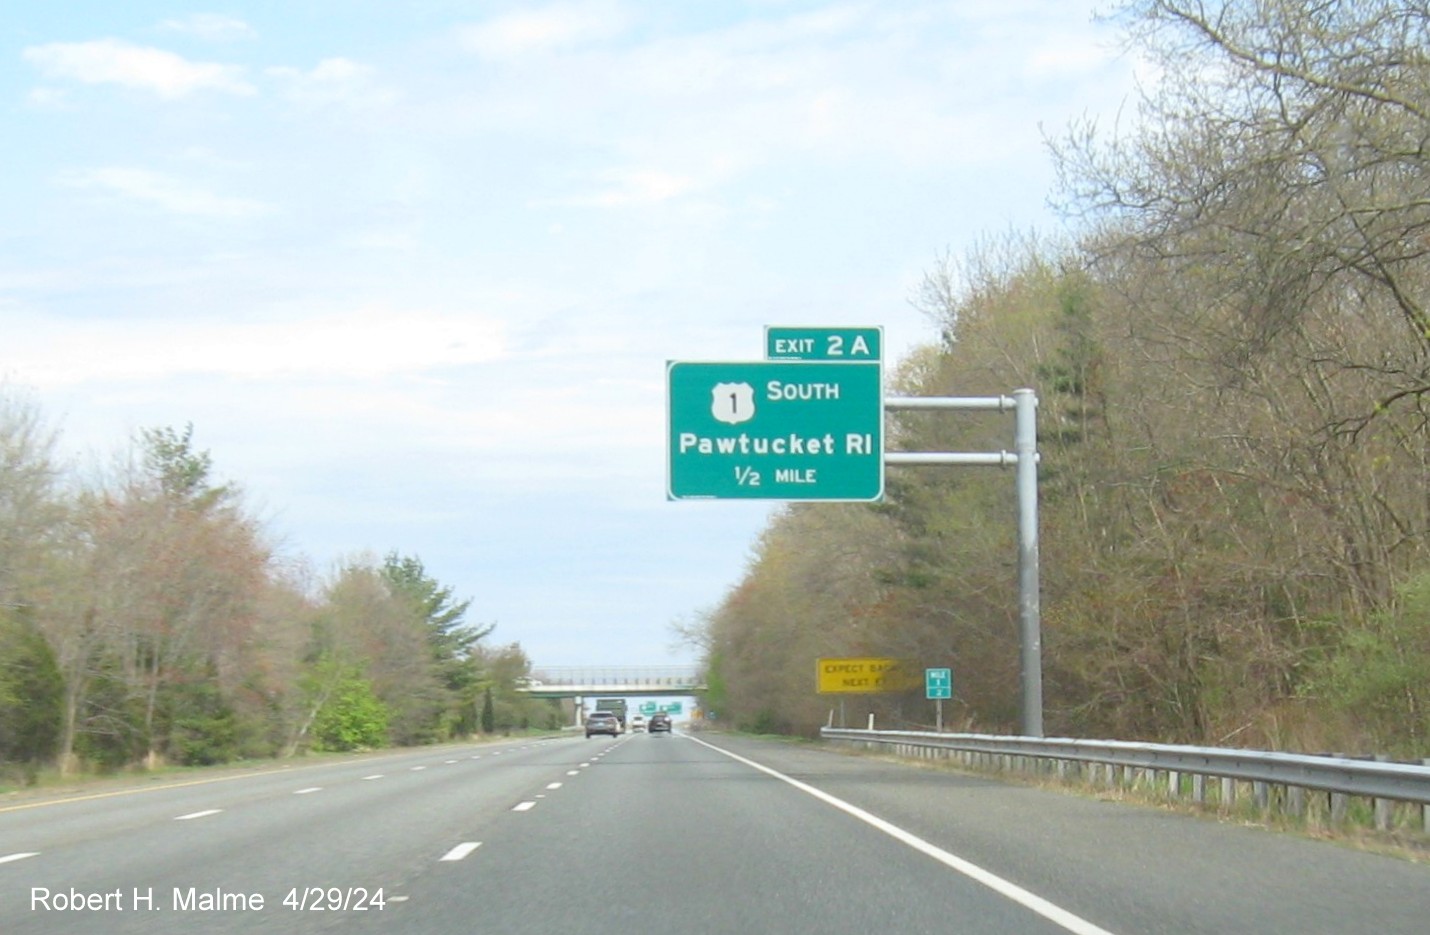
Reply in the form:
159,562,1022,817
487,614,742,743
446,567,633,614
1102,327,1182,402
313,676,390,751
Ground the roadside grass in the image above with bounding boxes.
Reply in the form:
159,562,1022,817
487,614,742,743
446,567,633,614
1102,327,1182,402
0,729,566,802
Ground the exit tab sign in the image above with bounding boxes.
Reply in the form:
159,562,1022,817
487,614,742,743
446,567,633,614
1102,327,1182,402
766,326,882,361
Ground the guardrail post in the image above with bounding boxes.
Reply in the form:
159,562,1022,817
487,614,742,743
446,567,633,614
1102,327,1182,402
1192,773,1206,806
1424,759,1430,834
1374,755,1392,831
1288,785,1305,819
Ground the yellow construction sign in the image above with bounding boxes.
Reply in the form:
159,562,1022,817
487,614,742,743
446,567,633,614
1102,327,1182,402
815,657,910,694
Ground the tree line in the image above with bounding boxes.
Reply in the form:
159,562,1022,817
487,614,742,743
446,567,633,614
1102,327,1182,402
0,415,557,783
694,0,1430,755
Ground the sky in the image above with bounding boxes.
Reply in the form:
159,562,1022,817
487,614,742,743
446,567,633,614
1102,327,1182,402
1,1,1139,669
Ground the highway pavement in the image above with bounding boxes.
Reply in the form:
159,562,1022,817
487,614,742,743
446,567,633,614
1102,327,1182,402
2,731,1427,934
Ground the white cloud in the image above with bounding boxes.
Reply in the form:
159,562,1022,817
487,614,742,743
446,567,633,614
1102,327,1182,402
266,58,397,109
158,13,258,42
540,167,700,208
58,167,273,219
9,306,508,387
174,146,254,170
24,86,70,109
340,227,419,252
23,39,254,98
458,0,631,59
433,0,1131,216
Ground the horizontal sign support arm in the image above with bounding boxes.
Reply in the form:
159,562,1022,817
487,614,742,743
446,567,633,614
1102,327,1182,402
885,451,1019,467
885,396,1015,411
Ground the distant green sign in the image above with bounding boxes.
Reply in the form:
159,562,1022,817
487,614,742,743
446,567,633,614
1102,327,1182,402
660,701,683,714
766,326,882,361
925,667,953,700
667,360,883,501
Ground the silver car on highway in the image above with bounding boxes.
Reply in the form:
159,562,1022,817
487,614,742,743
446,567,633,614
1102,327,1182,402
584,712,620,738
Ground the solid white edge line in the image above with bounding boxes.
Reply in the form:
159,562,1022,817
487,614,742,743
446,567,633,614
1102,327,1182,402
440,842,481,861
174,809,223,821
0,852,40,864
687,735,1118,935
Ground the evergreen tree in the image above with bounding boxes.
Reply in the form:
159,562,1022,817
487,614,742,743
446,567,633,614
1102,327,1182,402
0,607,63,777
480,687,495,734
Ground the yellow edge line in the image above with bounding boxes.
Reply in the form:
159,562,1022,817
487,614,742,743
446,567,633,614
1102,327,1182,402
0,765,303,814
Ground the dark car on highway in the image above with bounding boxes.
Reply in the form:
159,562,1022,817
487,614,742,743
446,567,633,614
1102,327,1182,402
648,712,672,733
585,712,620,738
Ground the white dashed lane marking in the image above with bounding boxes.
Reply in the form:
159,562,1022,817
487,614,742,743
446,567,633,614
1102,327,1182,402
174,809,222,820
512,801,536,812
294,787,322,795
0,853,39,864
440,842,482,861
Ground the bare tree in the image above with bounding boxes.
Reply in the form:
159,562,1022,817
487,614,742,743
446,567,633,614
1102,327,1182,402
0,389,63,607
1058,0,1430,419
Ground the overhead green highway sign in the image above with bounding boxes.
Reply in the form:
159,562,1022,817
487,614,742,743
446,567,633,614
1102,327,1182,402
666,360,883,501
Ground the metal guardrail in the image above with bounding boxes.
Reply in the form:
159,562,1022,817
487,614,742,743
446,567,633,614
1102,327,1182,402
823,728,1430,831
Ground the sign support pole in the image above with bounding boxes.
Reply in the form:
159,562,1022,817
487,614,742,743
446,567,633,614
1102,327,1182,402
1013,388,1043,738
886,391,1043,737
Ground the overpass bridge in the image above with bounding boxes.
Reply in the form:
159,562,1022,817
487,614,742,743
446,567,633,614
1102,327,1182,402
520,666,705,699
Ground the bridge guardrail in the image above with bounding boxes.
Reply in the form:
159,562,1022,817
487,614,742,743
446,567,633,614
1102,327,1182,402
822,728,1430,832
525,667,705,691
